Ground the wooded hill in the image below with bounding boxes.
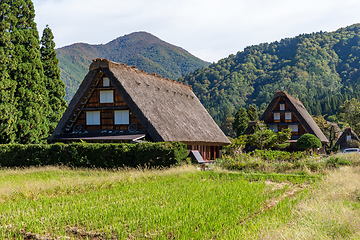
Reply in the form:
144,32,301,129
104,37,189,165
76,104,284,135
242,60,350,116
179,24,360,124
56,32,210,102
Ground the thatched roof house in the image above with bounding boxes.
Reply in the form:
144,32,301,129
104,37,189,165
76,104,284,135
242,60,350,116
335,127,360,150
260,91,328,153
50,58,230,160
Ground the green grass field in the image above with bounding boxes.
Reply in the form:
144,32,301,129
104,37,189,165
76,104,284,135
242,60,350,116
0,165,314,239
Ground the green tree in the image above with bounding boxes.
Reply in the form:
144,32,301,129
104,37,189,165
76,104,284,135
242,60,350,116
337,98,360,135
295,133,322,151
313,115,341,151
220,107,235,138
248,125,291,150
247,105,258,121
0,1,18,143
233,107,249,137
1,0,50,143
40,25,67,133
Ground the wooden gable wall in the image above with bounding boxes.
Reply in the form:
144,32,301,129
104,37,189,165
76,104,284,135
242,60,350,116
74,75,144,131
263,96,306,136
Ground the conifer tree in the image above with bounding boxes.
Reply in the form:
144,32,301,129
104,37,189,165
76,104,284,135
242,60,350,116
247,105,258,121
0,1,18,143
233,107,249,137
41,25,67,133
2,0,50,143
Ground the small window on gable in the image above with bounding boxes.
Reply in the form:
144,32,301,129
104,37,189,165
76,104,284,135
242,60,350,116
86,111,100,125
103,77,110,87
285,112,292,120
114,110,129,124
280,104,285,111
274,113,280,121
100,90,113,103
347,134,351,141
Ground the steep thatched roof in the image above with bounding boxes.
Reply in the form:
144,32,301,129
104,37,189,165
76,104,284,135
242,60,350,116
335,127,360,146
260,91,329,143
53,58,230,146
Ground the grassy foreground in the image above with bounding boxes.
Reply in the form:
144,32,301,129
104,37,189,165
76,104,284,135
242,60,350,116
0,165,314,239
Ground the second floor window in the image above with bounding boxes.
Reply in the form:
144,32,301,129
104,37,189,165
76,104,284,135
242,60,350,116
274,113,280,121
100,90,113,103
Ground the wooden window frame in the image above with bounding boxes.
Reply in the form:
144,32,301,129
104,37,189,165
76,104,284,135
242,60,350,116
100,90,114,103
114,110,130,125
86,111,100,125
103,77,110,87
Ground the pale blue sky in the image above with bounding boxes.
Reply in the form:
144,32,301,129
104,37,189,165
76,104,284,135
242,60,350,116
33,0,360,62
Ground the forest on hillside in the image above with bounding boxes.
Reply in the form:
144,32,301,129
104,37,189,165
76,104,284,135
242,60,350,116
179,24,360,124
56,32,210,102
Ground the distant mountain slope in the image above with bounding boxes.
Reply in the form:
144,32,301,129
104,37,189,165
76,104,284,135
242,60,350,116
179,24,360,123
56,32,210,102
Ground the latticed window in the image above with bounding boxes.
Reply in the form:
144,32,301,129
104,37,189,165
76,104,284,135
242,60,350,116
285,112,292,120
86,111,100,125
274,113,280,121
280,104,285,111
114,110,129,124
100,90,113,103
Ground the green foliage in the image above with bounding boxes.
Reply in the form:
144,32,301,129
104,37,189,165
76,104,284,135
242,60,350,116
347,139,360,148
56,32,210,102
313,115,341,151
223,135,247,157
326,156,352,168
233,107,249,137
247,125,291,150
247,105,258,121
220,107,235,137
0,142,188,168
337,98,360,135
179,24,360,123
0,0,56,144
296,134,322,150
40,25,67,133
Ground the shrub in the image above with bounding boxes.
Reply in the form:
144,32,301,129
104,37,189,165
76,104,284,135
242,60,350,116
0,142,188,168
326,156,352,168
296,134,322,151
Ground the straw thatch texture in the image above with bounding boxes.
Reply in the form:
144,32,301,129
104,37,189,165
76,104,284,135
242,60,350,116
260,91,329,143
53,58,230,146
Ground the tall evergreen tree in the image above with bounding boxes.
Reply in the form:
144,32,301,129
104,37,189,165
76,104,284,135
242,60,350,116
247,105,258,121
1,0,50,143
0,1,18,143
40,25,67,133
233,107,249,137
220,107,235,138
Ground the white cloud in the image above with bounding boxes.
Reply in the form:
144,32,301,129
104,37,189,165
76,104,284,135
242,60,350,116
33,0,360,62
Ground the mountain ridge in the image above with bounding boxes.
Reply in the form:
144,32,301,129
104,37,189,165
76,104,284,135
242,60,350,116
179,23,360,123
56,31,210,102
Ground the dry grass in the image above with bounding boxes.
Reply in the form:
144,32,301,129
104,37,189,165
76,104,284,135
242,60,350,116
260,165,360,239
0,164,198,202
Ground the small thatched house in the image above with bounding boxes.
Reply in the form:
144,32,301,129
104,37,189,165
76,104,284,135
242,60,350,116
335,127,360,150
49,58,230,160
260,91,328,153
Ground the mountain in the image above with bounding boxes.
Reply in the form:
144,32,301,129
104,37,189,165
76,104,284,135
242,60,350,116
56,32,210,102
179,24,360,124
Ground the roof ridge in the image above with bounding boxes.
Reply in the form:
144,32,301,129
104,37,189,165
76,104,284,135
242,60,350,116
91,58,192,90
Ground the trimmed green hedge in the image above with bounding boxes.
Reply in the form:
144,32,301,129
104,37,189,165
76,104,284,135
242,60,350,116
0,142,188,168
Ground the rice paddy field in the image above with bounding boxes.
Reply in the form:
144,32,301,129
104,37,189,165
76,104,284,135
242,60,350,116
0,159,359,239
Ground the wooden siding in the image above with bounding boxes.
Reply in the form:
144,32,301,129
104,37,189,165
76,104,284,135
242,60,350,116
74,76,144,131
264,96,305,136
188,145,221,161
